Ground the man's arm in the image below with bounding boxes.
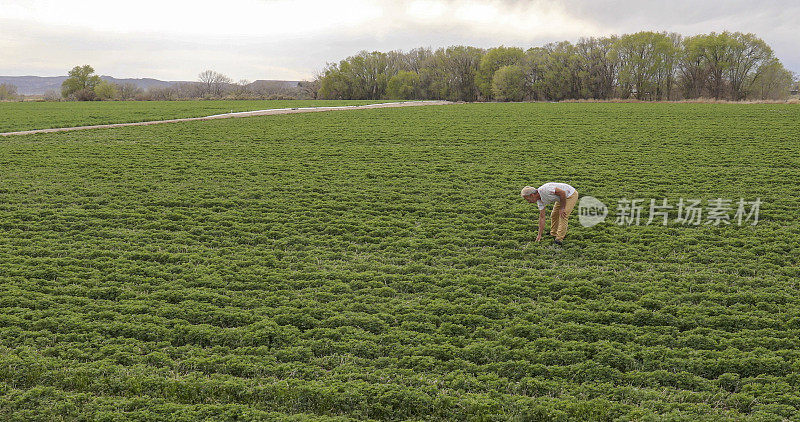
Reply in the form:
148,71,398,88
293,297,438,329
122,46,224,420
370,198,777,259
554,188,568,218
536,208,546,241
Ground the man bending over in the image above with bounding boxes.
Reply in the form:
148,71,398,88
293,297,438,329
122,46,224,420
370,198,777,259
520,183,579,245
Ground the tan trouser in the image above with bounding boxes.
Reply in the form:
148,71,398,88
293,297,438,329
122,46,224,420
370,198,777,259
550,191,578,241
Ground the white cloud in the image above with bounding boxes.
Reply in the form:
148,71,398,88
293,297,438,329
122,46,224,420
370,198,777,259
407,0,449,21
0,0,797,80
402,0,603,41
1,0,385,37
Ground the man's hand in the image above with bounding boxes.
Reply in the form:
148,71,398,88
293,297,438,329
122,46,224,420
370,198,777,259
535,233,542,242
560,208,567,219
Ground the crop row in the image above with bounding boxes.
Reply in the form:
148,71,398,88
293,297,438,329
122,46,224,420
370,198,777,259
0,99,395,133
0,103,798,420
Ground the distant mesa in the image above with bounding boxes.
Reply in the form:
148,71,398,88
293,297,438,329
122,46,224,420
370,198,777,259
0,75,299,96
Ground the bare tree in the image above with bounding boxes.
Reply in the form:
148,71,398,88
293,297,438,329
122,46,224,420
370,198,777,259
232,79,252,99
250,80,295,99
43,90,61,101
197,70,215,96
175,82,203,99
118,83,142,100
146,86,178,101
298,79,321,99
198,70,232,98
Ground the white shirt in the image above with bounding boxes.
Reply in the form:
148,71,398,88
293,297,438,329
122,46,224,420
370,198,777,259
536,182,576,210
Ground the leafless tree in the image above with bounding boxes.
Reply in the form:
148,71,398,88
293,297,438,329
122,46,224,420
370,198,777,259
198,70,232,98
298,79,320,99
231,79,252,99
173,82,202,99
146,86,177,101
117,83,142,100
298,69,324,99
43,90,60,101
249,80,293,99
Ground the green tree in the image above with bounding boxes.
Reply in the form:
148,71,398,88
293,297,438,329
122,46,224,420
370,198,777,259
540,41,582,100
614,32,675,100
318,63,351,99
523,47,548,100
491,65,526,101
61,65,102,99
402,47,434,73
476,46,525,100
727,32,774,100
749,59,793,100
94,80,118,100
0,83,17,100
417,67,445,100
655,32,682,100
697,32,736,99
349,51,392,99
576,36,619,99
318,51,392,100
311,31,787,102
679,35,709,98
433,46,484,102
387,71,419,99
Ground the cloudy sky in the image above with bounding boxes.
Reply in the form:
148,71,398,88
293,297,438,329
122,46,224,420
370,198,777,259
1,0,798,81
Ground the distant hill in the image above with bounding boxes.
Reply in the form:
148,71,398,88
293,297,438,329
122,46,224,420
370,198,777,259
250,80,300,89
0,75,300,96
0,75,183,96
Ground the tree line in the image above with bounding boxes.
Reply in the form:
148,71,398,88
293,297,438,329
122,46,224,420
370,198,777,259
1,30,795,103
318,31,797,102
51,66,318,101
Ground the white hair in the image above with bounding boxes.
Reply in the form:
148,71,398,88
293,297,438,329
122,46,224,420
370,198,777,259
520,186,538,197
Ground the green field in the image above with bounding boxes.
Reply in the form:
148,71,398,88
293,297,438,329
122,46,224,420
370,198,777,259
0,100,395,133
1,103,799,420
